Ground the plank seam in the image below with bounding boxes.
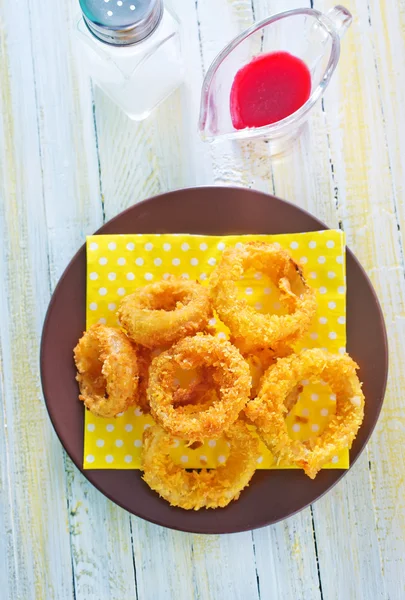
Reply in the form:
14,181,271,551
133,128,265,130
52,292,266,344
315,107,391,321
129,517,139,600
310,505,324,600
194,0,206,75
251,0,256,20
91,83,106,224
320,98,344,231
250,530,262,600
65,490,78,600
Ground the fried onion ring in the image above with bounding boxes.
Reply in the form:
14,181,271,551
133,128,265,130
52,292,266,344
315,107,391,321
209,242,316,353
245,349,364,478
74,324,139,418
148,335,251,442
141,421,259,509
117,277,212,349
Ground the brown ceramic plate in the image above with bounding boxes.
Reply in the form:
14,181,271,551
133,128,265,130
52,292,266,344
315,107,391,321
40,187,388,534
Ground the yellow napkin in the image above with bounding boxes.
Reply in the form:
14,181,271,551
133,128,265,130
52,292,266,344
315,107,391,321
83,231,347,470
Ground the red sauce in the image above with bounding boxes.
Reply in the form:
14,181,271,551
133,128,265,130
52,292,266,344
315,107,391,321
230,51,311,129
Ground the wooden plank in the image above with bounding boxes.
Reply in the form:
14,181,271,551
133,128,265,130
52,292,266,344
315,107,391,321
0,1,75,597
311,1,405,599
25,0,141,598
0,257,16,600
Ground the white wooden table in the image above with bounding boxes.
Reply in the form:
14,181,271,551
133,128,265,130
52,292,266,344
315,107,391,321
1,0,404,598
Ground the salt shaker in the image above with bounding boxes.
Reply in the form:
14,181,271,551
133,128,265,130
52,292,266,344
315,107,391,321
76,0,184,120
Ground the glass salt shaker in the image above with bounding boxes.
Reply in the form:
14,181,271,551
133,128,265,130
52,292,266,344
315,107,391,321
76,0,184,120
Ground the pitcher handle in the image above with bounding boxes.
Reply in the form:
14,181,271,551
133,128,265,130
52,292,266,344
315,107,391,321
327,5,353,39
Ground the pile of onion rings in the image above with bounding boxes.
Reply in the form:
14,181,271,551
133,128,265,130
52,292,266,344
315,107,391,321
244,349,365,479
73,239,366,508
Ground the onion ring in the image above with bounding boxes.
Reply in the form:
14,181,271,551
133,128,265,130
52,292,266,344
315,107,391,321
141,421,259,509
244,349,365,478
117,277,212,349
74,324,139,418
209,242,316,353
148,335,251,442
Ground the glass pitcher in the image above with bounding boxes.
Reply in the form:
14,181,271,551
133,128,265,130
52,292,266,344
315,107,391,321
199,5,352,155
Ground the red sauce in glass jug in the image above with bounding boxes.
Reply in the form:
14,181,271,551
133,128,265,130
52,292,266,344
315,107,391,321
230,51,311,129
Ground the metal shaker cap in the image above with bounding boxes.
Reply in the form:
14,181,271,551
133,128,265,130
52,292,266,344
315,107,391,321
79,0,164,46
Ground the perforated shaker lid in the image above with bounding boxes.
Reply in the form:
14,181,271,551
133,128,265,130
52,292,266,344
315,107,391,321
79,0,164,46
